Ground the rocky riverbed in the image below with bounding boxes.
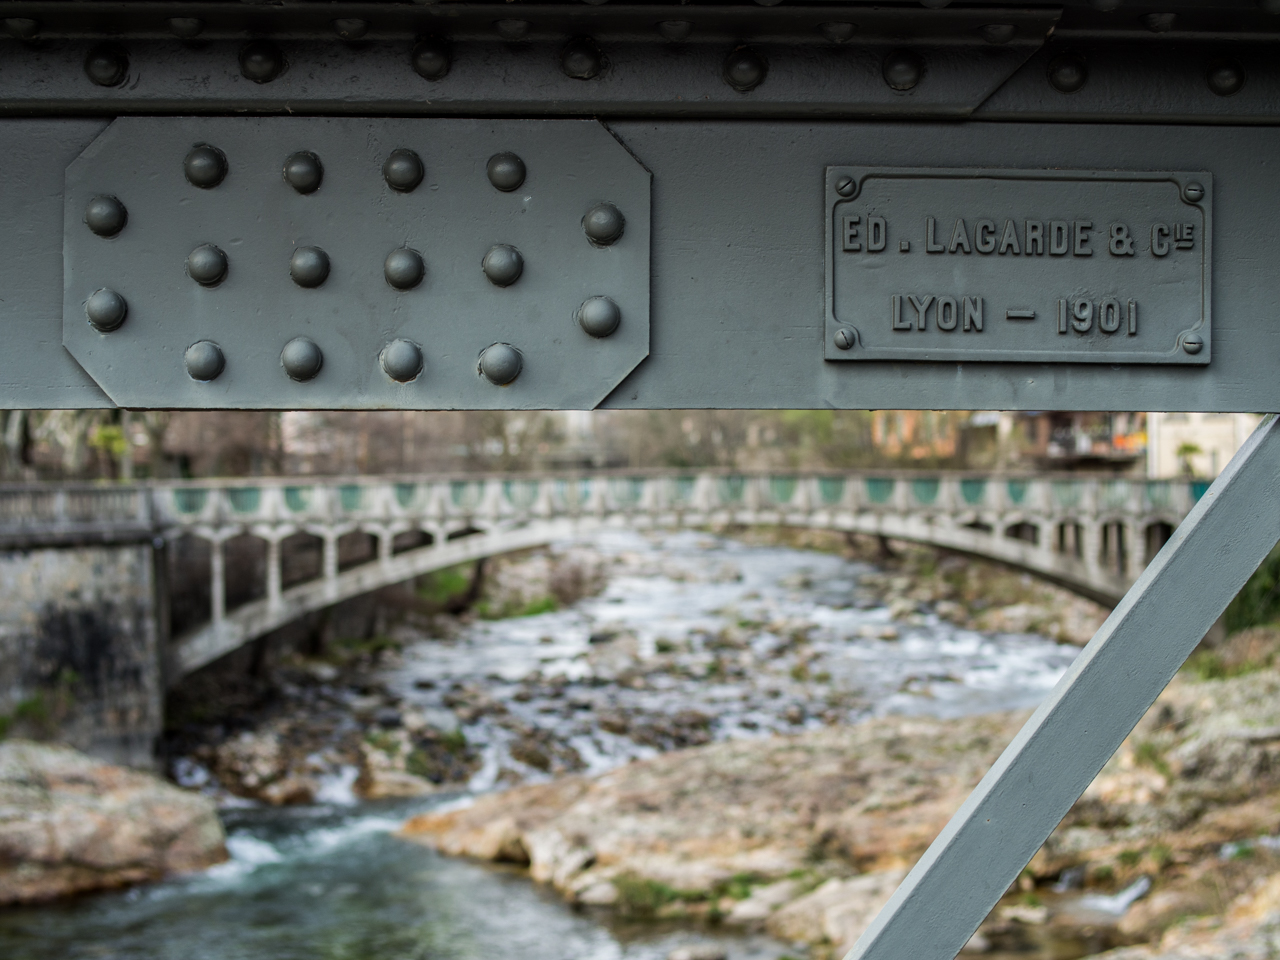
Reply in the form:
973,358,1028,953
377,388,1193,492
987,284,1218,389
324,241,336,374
134,526,1280,959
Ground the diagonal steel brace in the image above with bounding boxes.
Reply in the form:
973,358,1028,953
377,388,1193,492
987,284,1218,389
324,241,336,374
849,413,1280,960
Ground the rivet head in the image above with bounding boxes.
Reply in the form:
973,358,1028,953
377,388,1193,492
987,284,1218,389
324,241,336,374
834,326,857,350
882,50,924,91
1206,59,1245,97
495,19,531,41
383,149,424,192
84,44,128,87
482,244,523,287
658,21,693,42
380,339,424,382
724,46,767,93
479,343,522,385
384,248,425,290
283,151,323,194
1047,53,1087,93
240,40,284,84
332,18,370,41
583,202,625,245
577,296,622,338
185,341,225,381
487,152,527,192
290,246,330,288
281,337,323,381
818,22,856,43
562,37,604,80
412,35,451,81
84,196,127,237
184,145,227,189
1182,333,1204,355
1183,182,1205,203
5,18,39,40
186,244,228,286
85,288,127,332
979,24,1016,44
167,18,204,40
835,176,858,198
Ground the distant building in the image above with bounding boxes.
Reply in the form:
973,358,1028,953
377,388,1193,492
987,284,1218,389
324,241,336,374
1145,412,1262,478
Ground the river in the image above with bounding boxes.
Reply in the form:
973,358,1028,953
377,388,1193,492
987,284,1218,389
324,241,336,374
1,529,1089,959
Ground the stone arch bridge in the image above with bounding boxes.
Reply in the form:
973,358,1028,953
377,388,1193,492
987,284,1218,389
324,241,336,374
0,470,1207,683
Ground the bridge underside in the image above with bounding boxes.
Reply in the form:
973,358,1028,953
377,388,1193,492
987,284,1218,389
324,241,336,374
170,507,1161,679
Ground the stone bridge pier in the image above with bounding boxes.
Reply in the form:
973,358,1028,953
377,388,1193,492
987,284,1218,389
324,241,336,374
0,471,1207,764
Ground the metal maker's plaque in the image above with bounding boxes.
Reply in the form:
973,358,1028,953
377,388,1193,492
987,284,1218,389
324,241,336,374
825,168,1211,364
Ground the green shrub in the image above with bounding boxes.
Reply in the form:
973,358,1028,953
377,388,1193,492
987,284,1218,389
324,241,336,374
1226,543,1280,633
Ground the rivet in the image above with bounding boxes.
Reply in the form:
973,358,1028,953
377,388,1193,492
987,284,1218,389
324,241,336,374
724,46,767,93
882,50,924,91
583,202,625,245
185,341,225,381
85,44,129,87
184,144,227,188
487,152,526,192
479,343,522,385
290,247,330,288
835,176,857,198
281,338,323,381
85,288,127,332
833,327,857,350
283,151,323,194
818,22,856,43
168,18,204,40
1047,53,1087,93
978,24,1016,44
482,244,523,287
562,37,604,80
412,35,451,81
1142,13,1176,32
658,21,693,42
84,196,127,237
1182,182,1205,203
186,244,228,286
5,18,39,40
383,148,424,192
380,339,424,382
332,18,370,41
240,40,284,84
1206,59,1246,97
384,248,425,290
1182,333,1204,355
495,20,531,41
577,296,622,338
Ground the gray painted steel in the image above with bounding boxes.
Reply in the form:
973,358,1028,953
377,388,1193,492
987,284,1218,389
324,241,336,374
824,167,1211,364
62,117,650,409
847,413,1280,960
7,119,1280,411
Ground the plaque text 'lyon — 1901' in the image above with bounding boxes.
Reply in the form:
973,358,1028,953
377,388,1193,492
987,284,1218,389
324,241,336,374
825,168,1210,364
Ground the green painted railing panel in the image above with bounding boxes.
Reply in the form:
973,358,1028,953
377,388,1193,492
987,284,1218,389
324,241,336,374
865,478,895,504
670,476,696,504
818,477,845,505
173,488,207,514
717,476,746,504
768,476,797,504
339,484,364,511
504,480,539,509
610,477,644,506
1006,479,1028,504
911,478,940,505
450,481,481,509
284,486,311,512
1145,481,1171,509
1052,481,1081,509
960,478,986,505
226,487,261,513
394,483,417,508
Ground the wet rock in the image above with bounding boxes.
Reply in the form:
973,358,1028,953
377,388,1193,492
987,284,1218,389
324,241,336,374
212,730,288,796
667,946,728,960
724,877,802,925
0,740,226,904
766,871,907,953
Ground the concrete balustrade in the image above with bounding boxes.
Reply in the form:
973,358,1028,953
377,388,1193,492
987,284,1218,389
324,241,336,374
0,471,1203,677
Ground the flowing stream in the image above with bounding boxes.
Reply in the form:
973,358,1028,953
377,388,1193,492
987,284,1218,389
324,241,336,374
2,529,1091,959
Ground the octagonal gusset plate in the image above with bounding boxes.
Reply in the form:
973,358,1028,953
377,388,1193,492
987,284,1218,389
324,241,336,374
63,117,650,409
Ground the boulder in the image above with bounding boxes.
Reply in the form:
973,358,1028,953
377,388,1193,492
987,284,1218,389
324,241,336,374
0,740,226,903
